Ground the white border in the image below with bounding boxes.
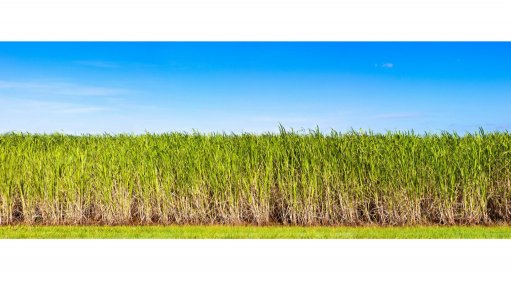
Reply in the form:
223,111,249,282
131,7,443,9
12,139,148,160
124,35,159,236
1,0,511,40
0,239,510,287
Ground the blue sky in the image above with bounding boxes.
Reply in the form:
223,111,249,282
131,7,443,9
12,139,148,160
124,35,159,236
0,42,510,134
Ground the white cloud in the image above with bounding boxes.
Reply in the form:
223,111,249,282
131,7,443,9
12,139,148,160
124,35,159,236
371,112,423,120
73,60,118,68
251,116,325,125
0,98,110,115
0,80,128,96
380,63,394,69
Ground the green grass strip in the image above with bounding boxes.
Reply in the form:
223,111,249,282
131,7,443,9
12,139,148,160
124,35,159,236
1,226,511,239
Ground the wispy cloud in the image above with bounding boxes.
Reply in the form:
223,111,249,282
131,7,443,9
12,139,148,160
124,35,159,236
74,60,118,68
371,112,423,120
250,116,329,125
374,63,394,69
0,98,110,115
0,80,129,96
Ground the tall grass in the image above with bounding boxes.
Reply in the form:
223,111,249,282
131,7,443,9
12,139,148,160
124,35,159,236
1,128,510,225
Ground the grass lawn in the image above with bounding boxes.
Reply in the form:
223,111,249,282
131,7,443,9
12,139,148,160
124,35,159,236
1,225,511,239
